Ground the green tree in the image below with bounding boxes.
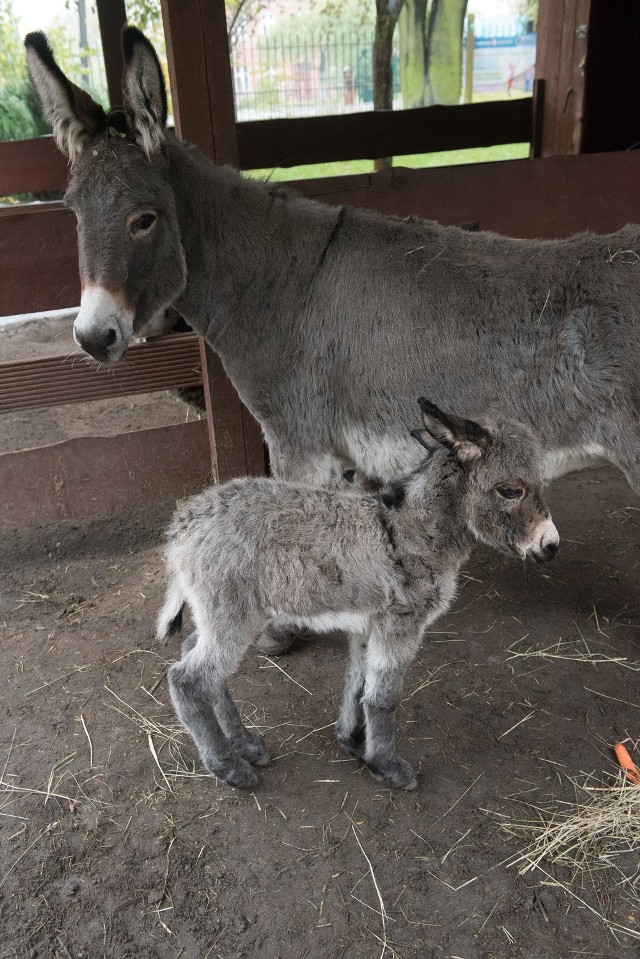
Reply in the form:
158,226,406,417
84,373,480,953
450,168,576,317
0,1,49,142
399,0,469,107
0,0,23,89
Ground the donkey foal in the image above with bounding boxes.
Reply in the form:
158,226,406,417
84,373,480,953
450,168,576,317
158,400,559,791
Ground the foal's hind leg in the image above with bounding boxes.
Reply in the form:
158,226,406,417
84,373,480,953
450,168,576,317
179,627,268,766
169,614,266,788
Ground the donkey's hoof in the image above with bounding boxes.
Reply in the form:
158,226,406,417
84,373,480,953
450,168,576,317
366,756,417,791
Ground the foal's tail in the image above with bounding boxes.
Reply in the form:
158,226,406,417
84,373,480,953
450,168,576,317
157,572,186,641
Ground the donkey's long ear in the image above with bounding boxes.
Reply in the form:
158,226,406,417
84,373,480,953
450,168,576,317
25,32,106,162
417,398,491,463
122,26,167,158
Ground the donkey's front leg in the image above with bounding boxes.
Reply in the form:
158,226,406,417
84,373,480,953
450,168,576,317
361,618,423,790
336,634,368,758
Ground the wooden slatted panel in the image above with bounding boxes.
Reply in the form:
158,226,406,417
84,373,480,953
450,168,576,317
0,98,532,196
4,151,640,319
0,333,202,414
0,421,211,529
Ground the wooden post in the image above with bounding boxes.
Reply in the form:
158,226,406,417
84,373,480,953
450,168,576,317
96,0,127,106
534,0,592,156
530,77,545,159
160,0,265,482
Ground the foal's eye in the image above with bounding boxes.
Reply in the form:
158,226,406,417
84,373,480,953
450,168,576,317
130,212,157,234
496,486,524,500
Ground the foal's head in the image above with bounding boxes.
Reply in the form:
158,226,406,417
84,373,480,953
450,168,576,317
26,27,183,362
413,399,559,563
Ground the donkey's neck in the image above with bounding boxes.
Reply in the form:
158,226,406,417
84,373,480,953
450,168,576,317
166,136,333,343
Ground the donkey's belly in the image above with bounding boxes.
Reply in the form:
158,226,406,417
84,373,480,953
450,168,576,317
341,426,422,486
543,444,609,481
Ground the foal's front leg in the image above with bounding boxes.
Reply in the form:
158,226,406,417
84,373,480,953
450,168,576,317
361,617,423,790
336,634,368,758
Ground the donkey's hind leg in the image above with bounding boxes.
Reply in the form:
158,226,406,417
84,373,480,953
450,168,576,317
168,615,262,788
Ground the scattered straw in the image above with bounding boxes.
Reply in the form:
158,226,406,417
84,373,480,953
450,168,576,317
104,685,207,785
498,710,535,740
80,713,94,768
500,769,640,941
25,664,92,697
507,636,640,672
258,656,312,696
351,824,389,958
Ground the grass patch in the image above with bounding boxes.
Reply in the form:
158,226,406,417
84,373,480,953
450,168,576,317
245,142,530,183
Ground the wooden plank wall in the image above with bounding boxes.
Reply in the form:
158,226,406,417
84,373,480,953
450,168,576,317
4,151,640,321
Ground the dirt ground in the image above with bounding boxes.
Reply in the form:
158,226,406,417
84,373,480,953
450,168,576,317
1,318,639,959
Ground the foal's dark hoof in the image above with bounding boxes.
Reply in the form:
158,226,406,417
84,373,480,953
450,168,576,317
366,756,417,791
337,732,366,760
256,631,295,656
239,732,270,767
207,756,258,789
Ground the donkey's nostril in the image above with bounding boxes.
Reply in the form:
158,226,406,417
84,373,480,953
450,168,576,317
104,327,119,348
542,541,558,559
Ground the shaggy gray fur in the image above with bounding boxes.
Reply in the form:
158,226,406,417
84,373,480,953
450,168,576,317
25,29,640,502
157,402,559,790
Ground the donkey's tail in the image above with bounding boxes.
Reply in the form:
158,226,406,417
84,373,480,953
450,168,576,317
157,573,186,641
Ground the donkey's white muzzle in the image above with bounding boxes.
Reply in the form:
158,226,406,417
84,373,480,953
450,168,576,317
526,517,560,563
73,286,133,363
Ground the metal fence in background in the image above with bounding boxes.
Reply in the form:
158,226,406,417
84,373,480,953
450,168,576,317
231,30,400,121
230,17,536,123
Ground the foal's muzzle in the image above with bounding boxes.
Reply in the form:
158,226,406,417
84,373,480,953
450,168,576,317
525,517,560,563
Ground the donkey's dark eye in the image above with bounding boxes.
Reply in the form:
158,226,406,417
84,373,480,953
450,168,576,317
131,213,156,234
496,486,524,500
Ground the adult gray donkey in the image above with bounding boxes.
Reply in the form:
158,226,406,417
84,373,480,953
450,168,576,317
26,30,639,551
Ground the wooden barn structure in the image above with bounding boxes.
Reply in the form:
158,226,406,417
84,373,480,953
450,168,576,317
1,0,639,527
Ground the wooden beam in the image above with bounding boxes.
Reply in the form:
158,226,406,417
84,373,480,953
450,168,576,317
0,421,211,529
96,0,127,106
0,334,202,414
161,0,264,480
236,98,533,169
535,0,592,156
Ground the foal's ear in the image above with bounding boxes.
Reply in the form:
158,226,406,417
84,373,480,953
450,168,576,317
417,397,491,463
25,32,106,162
122,26,167,159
